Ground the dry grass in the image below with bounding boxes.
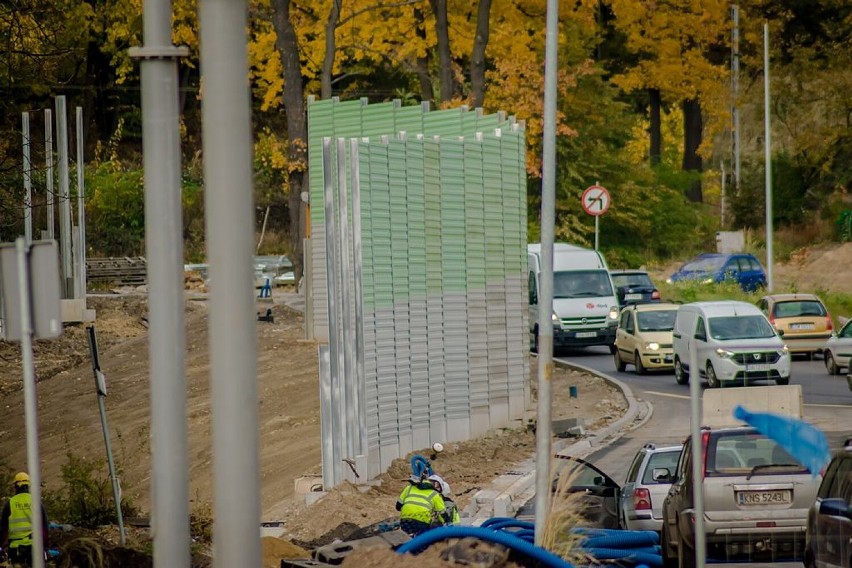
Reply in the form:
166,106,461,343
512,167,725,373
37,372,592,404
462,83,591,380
539,465,589,563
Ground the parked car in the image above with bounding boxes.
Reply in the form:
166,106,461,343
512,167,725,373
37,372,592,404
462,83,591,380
661,426,817,566
620,443,683,532
805,444,852,568
825,319,852,376
610,269,661,306
757,294,833,356
667,253,767,292
614,303,679,375
672,301,791,387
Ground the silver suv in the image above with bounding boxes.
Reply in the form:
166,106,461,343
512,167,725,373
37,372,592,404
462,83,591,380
661,426,818,566
620,443,683,532
805,444,852,568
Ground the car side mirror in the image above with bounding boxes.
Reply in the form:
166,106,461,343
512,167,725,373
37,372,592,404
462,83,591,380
673,331,681,339
819,498,851,518
594,476,604,486
652,468,672,482
777,329,785,338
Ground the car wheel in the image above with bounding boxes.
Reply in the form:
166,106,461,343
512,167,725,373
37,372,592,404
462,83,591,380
614,349,626,372
634,351,646,375
706,362,720,388
679,532,696,568
776,376,790,385
826,352,840,375
674,357,689,385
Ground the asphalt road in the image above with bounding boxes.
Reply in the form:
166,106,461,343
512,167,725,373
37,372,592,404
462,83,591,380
548,347,852,568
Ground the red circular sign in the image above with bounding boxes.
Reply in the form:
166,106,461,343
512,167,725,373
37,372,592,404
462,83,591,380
581,185,611,216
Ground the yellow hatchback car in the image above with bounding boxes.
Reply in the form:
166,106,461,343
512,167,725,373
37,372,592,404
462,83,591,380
757,294,834,355
614,303,679,374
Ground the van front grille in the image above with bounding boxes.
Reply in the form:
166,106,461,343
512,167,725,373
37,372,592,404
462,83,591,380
561,316,607,329
732,351,781,365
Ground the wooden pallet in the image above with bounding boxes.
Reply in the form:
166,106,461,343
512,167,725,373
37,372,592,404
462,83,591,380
86,257,148,286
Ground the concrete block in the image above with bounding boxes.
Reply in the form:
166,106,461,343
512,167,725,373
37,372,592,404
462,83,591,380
551,417,585,435
304,491,327,507
313,531,410,565
493,495,510,518
555,425,585,439
703,384,802,427
61,299,95,323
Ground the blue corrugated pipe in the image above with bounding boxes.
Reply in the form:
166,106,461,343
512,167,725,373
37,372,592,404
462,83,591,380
396,526,575,568
580,531,659,548
410,455,433,479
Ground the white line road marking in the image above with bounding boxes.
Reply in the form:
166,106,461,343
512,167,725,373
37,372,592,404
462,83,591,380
643,391,690,400
642,391,852,409
805,403,852,409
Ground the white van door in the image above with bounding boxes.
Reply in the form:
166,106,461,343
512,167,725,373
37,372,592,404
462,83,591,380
528,254,540,350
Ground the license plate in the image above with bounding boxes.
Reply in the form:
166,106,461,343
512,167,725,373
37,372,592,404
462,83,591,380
790,323,815,330
737,490,792,505
575,331,597,338
625,293,642,300
746,364,771,372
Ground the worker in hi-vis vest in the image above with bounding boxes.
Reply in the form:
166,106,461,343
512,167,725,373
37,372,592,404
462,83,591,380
396,473,451,536
0,472,49,567
427,474,460,525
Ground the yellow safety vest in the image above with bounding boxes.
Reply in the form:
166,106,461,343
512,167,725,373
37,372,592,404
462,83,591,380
8,493,33,548
397,484,446,524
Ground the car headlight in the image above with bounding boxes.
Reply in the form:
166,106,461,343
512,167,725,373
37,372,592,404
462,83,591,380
715,348,734,358
778,345,789,357
645,342,660,351
551,312,561,328
665,277,672,284
702,278,714,284
608,306,619,320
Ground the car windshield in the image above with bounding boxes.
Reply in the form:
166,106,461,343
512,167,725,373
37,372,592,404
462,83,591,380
641,450,681,484
708,315,777,340
554,270,613,299
680,256,725,272
612,273,653,288
772,300,826,318
707,431,807,476
636,310,677,332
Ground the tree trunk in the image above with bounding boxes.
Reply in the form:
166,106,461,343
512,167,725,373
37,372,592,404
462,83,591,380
272,0,307,281
649,88,661,165
430,0,457,103
682,98,703,203
321,0,341,99
414,6,433,104
469,0,492,109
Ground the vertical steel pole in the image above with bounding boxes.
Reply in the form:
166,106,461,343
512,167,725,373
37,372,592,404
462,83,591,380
322,138,344,485
336,138,356,460
688,341,706,568
45,110,55,240
199,0,261,565
350,139,368,456
534,0,559,545
720,162,727,228
764,22,773,292
55,96,73,297
22,113,33,243
732,5,741,192
128,0,191,565
318,345,334,489
594,216,599,251
16,238,44,568
76,107,87,299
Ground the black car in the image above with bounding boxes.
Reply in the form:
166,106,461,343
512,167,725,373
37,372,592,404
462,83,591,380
610,269,661,307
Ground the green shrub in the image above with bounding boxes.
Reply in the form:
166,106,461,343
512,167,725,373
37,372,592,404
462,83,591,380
44,452,137,529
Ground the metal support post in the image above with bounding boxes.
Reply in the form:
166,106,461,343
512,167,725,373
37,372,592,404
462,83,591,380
55,96,73,297
45,110,55,240
336,138,356,460
534,0,559,546
22,113,33,243
350,139,368,456
198,0,261,565
688,341,706,568
763,22,774,292
16,238,45,568
732,5,741,193
76,107,87,299
128,0,191,565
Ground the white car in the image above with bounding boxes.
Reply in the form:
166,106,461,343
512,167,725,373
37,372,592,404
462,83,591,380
824,319,852,375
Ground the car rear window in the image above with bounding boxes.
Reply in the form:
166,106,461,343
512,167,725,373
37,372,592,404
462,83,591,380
707,431,808,476
612,273,653,288
641,450,681,484
772,300,826,318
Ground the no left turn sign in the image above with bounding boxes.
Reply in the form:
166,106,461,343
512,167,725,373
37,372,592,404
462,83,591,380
581,184,611,216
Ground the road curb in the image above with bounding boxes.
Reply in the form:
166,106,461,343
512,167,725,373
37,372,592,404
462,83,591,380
467,357,653,524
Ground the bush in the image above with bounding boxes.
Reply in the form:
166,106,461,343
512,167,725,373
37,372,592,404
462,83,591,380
44,453,137,529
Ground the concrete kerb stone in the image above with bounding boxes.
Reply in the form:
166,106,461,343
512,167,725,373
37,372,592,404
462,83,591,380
467,357,653,525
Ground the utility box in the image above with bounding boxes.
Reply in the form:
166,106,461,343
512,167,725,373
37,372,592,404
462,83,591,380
702,385,803,428
715,230,745,254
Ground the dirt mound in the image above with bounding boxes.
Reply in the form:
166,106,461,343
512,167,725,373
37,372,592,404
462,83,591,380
775,242,852,294
262,536,309,568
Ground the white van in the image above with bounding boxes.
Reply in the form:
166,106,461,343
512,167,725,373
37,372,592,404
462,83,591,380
528,243,619,353
672,301,791,387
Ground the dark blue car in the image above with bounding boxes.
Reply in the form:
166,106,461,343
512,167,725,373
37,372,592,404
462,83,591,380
667,253,767,292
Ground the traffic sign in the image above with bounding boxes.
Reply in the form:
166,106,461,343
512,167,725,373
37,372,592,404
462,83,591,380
581,184,611,216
